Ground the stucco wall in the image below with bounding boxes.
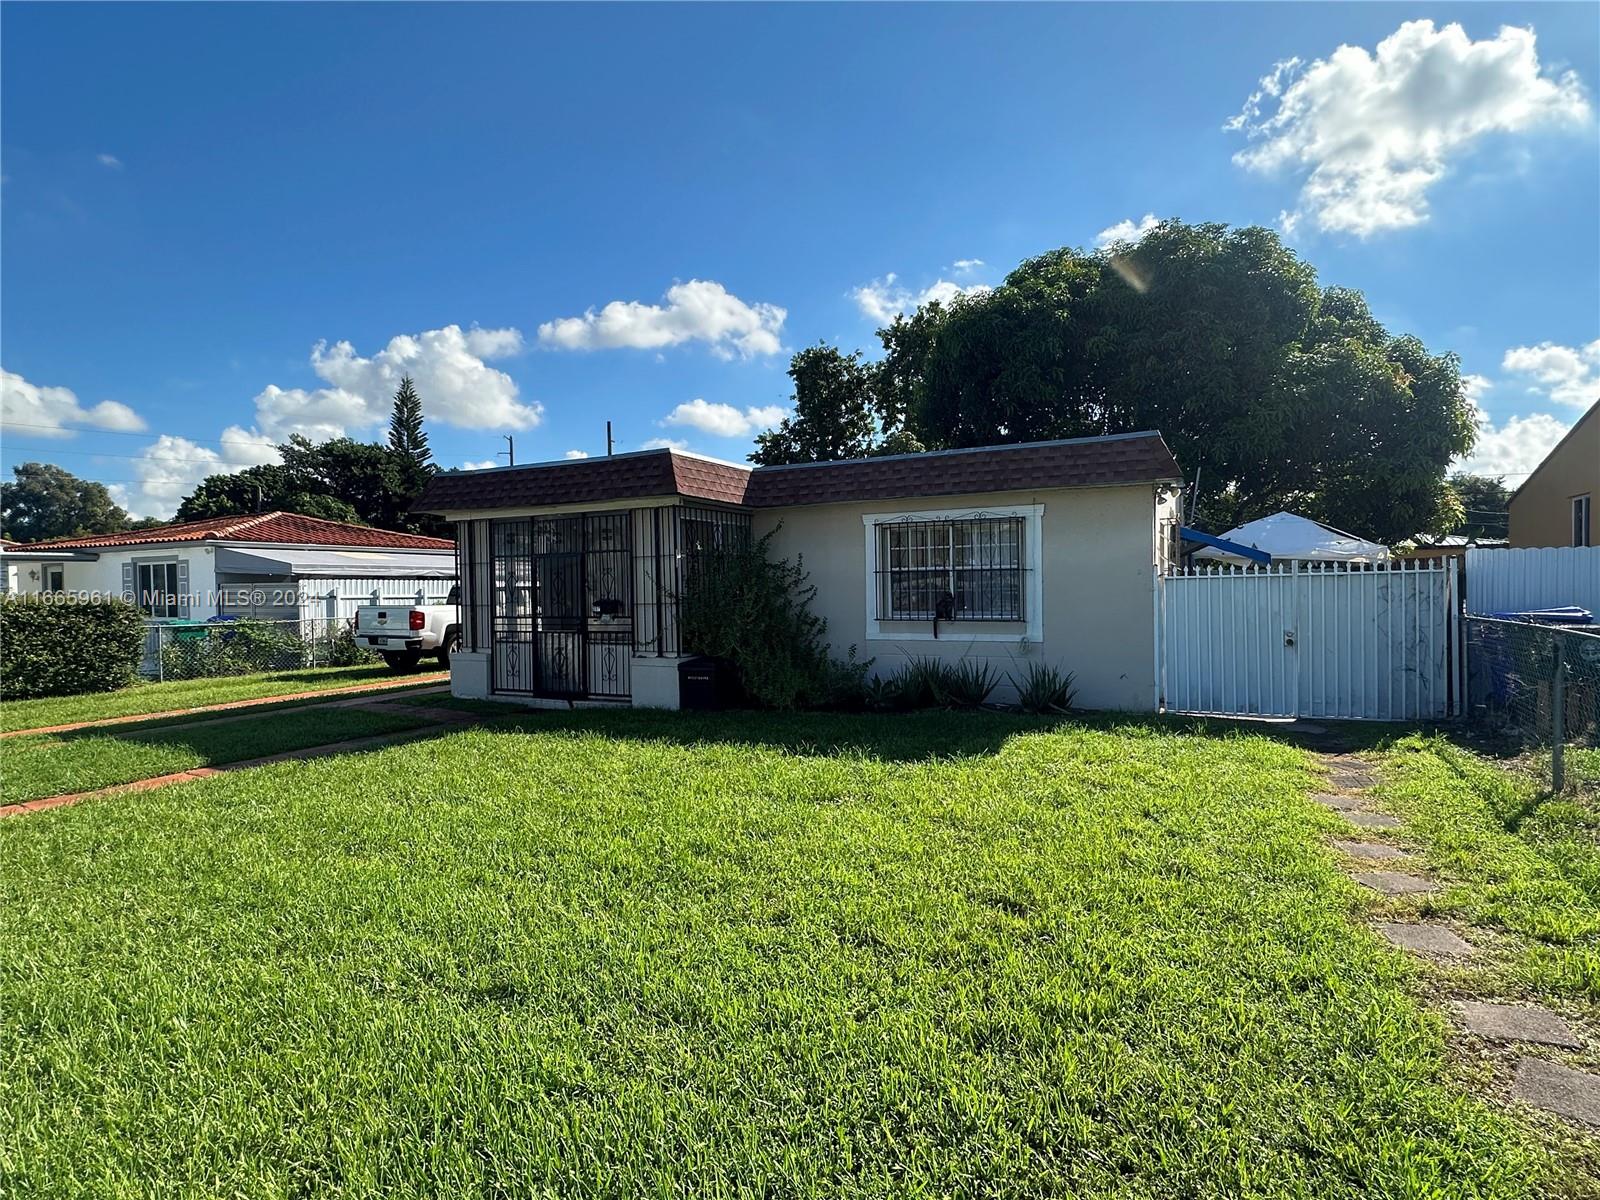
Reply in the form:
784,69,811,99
5,547,219,614
1509,406,1599,548
751,484,1163,712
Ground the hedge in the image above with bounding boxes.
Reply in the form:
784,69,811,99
0,595,147,700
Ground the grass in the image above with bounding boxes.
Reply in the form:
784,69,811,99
0,709,1576,1196
1,707,435,805
1372,734,1600,1001
0,664,445,734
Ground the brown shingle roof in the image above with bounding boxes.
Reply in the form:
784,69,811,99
418,433,1179,514
17,512,453,551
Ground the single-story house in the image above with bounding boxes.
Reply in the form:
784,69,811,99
1193,511,1389,565
4,511,456,624
1508,399,1596,548
416,432,1184,711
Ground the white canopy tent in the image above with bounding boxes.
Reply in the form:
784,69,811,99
1193,512,1390,565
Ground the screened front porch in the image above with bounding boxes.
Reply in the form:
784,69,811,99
454,503,749,703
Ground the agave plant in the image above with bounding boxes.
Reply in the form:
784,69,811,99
937,660,1000,709
1009,662,1078,714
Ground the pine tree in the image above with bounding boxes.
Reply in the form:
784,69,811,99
387,376,432,469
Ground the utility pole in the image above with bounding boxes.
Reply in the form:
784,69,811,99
498,435,515,467
606,421,614,456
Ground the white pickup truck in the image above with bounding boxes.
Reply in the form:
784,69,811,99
354,586,461,672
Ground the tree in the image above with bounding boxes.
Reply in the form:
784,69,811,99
176,465,361,525
870,221,1474,543
174,435,436,532
387,375,432,469
752,346,882,466
1447,473,1511,540
1,462,130,542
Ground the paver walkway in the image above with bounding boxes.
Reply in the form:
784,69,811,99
0,673,449,740
1312,749,1600,1132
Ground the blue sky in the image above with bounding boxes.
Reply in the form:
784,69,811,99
2,2,1596,518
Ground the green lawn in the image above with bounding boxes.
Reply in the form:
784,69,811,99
0,664,444,734
1373,734,1600,1001
2,707,436,805
0,711,1581,1196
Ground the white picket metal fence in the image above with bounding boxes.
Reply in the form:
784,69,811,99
1159,560,1459,721
1465,546,1600,617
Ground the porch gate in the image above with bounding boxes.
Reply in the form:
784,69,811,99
1158,560,1459,721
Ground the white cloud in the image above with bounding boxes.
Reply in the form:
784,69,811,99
563,449,590,460
662,398,789,438
641,437,688,451
852,273,991,323
1228,20,1591,236
461,459,500,471
1460,373,1494,404
236,324,536,443
109,426,280,520
538,280,786,360
295,324,538,437
1095,214,1160,247
1,368,146,438
1501,339,1600,408
1460,408,1570,478
950,258,985,274
96,153,122,169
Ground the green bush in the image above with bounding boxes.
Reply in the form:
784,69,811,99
0,595,146,700
160,619,308,680
677,528,869,710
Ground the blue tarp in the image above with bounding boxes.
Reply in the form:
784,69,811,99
1179,526,1271,565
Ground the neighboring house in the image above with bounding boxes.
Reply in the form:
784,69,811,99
3,512,456,623
1193,511,1390,565
1508,400,1598,548
415,433,1184,712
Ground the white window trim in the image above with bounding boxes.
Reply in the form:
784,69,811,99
133,555,183,619
1574,494,1592,548
861,503,1043,643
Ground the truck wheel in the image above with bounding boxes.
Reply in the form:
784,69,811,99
435,632,460,670
382,650,423,673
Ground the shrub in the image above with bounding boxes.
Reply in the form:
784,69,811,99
677,528,869,710
1009,662,1078,714
161,619,307,680
0,595,146,699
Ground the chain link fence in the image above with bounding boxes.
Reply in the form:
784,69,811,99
1465,616,1600,791
143,616,379,682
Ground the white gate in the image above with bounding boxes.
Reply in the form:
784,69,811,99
1159,560,1459,721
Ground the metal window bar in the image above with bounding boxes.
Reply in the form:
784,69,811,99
875,516,1024,622
635,505,751,656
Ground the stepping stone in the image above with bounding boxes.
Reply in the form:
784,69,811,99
1353,870,1435,896
1332,839,1410,860
1454,1001,1583,1048
1373,922,1475,956
1313,792,1366,811
1330,770,1376,789
1513,1057,1600,1126
1345,812,1403,830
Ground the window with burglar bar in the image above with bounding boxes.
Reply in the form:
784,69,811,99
876,516,1024,621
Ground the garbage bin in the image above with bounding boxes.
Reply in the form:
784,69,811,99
678,655,733,710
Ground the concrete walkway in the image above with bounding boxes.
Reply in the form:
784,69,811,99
0,703,482,819
1,672,449,740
